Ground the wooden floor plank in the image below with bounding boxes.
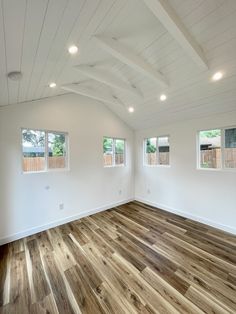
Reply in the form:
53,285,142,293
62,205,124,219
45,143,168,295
82,242,145,314
43,252,74,314
26,239,50,303
0,201,236,313
9,251,31,313
140,267,203,314
65,265,104,314
0,244,9,307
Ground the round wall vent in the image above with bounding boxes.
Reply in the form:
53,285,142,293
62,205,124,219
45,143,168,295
7,71,23,81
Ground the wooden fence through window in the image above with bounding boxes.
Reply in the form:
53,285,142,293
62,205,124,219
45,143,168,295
146,152,169,165
200,148,236,168
200,148,221,168
224,148,236,168
103,154,124,166
23,156,65,172
22,149,236,171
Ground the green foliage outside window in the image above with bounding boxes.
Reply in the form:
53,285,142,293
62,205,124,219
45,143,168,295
146,138,156,153
103,137,113,153
49,134,65,156
200,129,221,138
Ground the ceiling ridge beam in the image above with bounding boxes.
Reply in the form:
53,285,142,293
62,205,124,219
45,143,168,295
75,65,141,98
61,83,124,107
142,0,208,70
94,35,168,87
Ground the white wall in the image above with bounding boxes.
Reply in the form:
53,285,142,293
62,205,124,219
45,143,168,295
0,94,134,244
0,94,235,243
135,111,236,234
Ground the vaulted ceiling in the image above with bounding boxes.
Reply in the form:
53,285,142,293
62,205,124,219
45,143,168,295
1,0,236,129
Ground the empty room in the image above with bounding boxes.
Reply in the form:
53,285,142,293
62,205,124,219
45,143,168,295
0,0,236,313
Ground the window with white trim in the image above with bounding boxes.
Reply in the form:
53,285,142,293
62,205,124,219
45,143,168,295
144,136,170,166
198,127,236,169
22,129,68,173
103,137,125,167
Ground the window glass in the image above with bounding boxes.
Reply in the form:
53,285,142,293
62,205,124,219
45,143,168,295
22,129,46,172
48,132,66,169
115,139,125,165
199,129,221,169
103,137,113,166
145,138,157,165
224,128,236,168
22,129,68,172
158,136,170,165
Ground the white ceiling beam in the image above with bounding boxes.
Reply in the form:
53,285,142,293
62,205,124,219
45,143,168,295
142,0,208,70
94,35,168,87
61,83,124,107
75,65,141,97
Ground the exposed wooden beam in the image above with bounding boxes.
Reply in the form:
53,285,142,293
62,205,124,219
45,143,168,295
75,65,141,98
61,83,124,107
94,35,168,87
142,0,208,70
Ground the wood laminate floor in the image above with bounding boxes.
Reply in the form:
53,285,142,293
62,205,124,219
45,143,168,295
0,201,236,313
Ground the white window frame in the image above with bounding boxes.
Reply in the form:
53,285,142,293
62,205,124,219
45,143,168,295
197,126,236,171
143,135,170,167
103,137,126,167
21,128,69,174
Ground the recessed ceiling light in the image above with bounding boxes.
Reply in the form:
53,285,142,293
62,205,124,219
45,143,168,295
160,94,167,101
68,45,78,55
212,72,223,81
128,107,134,113
49,82,56,88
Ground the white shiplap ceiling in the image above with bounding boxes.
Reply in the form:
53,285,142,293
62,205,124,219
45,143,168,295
0,0,236,129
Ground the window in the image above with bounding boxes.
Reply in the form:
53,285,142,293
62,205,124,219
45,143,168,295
48,132,67,169
103,137,125,167
144,136,170,166
224,128,236,168
198,127,236,169
158,136,170,165
199,129,221,169
22,129,46,172
22,129,68,173
145,137,157,165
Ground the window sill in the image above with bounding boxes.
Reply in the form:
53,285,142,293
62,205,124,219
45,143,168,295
104,164,125,168
22,168,70,174
143,164,170,168
196,167,236,172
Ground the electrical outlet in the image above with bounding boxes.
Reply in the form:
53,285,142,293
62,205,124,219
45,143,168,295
119,189,122,195
59,203,64,210
147,188,151,194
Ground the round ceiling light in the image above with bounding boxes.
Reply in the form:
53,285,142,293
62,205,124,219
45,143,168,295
128,107,134,113
49,82,57,88
68,45,78,55
212,72,223,81
7,71,22,81
160,94,167,101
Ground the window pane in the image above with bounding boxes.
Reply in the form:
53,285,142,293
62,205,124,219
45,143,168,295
22,129,46,172
158,136,169,165
115,139,125,165
224,128,236,168
199,129,221,169
103,137,113,166
145,138,157,165
48,132,67,169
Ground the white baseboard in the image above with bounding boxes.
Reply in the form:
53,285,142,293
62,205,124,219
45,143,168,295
0,198,134,246
135,197,236,235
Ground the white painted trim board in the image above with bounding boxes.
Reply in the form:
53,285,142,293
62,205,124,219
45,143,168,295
0,198,134,246
135,197,236,235
1,197,235,245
